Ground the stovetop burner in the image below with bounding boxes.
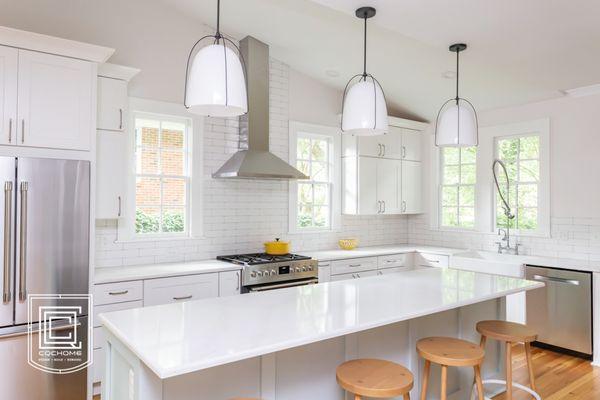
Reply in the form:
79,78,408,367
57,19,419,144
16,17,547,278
217,253,311,265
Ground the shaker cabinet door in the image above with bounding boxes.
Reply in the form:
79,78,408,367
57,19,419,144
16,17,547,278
0,45,17,146
17,50,94,150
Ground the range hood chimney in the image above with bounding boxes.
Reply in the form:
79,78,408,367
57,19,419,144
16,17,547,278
212,36,309,180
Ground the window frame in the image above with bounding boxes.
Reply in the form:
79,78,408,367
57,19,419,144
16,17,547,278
438,146,478,231
288,121,341,234
118,97,203,242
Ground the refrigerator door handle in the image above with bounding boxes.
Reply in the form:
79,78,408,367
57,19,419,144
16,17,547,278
3,181,11,303
18,181,28,302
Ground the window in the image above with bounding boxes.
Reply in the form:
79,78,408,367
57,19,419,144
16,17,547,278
440,146,477,229
495,135,540,231
134,113,191,236
288,122,341,233
296,134,332,229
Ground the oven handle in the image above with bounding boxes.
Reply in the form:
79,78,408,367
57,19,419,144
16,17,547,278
248,278,319,292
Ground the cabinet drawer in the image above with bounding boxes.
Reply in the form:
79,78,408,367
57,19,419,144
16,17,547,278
377,266,412,275
218,270,241,297
378,253,413,268
93,348,105,383
93,300,143,328
331,257,378,275
415,253,449,268
93,281,143,306
330,269,378,282
143,273,219,307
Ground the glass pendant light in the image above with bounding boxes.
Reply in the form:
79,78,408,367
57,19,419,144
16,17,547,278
184,0,248,117
435,43,478,147
341,7,388,136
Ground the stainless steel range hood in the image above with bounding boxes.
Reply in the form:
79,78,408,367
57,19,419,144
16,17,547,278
212,36,309,180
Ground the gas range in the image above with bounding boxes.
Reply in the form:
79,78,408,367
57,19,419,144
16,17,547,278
217,253,318,291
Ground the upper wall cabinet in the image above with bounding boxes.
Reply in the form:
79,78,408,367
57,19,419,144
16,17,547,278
342,124,422,161
17,49,94,151
0,46,18,146
97,77,127,131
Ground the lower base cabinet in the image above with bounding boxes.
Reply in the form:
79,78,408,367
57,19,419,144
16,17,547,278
92,269,241,389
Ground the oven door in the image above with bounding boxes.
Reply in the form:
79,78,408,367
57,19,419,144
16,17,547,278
246,278,318,292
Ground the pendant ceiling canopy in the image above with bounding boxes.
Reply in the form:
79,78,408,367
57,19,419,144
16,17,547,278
184,0,248,117
341,7,389,136
435,43,478,147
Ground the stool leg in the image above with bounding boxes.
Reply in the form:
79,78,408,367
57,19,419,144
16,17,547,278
474,365,484,400
404,391,411,400
524,342,537,392
420,360,430,400
479,335,487,350
440,365,448,400
505,342,513,400
354,395,361,400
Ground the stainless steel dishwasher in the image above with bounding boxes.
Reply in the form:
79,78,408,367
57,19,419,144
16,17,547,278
525,265,593,358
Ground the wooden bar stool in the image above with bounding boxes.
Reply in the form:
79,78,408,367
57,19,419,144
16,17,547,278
336,358,414,400
416,337,485,400
475,320,540,400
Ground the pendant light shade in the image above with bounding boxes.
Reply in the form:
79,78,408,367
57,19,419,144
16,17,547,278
435,43,478,147
186,44,247,117
184,0,248,117
342,77,388,135
341,7,388,136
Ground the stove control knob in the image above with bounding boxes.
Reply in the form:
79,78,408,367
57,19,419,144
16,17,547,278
307,265,313,271
256,271,263,277
301,266,307,272
251,271,257,278
295,267,302,273
270,269,277,276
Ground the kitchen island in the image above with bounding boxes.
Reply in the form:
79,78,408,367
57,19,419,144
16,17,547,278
99,268,543,400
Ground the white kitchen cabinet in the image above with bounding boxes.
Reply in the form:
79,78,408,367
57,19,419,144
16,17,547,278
96,130,128,218
377,266,411,275
400,160,422,214
93,280,143,306
317,262,331,283
414,253,449,268
0,46,17,146
378,253,413,269
143,273,219,307
97,76,127,131
219,270,241,296
342,126,401,159
331,257,378,275
330,269,378,281
17,49,94,150
400,128,421,161
345,156,400,215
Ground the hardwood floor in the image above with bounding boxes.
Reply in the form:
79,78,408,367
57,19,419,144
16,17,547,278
493,344,600,400
92,345,600,400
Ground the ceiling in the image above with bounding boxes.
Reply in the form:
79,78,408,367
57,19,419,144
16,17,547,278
161,0,600,121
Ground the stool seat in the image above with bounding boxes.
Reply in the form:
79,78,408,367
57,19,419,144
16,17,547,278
336,358,414,398
476,320,537,343
416,337,484,367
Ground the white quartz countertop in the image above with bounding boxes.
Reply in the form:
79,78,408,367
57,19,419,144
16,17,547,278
94,260,241,284
99,268,543,379
304,244,464,262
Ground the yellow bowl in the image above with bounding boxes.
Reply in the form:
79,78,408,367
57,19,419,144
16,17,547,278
338,238,358,250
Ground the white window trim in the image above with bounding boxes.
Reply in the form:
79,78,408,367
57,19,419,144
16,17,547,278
288,121,341,234
117,97,204,242
429,118,550,237
481,118,550,237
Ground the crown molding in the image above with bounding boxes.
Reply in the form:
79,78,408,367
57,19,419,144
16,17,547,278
98,63,140,81
562,83,600,98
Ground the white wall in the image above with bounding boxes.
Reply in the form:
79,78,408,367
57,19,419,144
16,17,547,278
410,92,600,261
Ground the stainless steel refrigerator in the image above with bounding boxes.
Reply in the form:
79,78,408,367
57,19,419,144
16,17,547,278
0,157,90,399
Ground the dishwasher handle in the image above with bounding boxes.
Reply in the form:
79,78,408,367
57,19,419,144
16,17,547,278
531,274,580,286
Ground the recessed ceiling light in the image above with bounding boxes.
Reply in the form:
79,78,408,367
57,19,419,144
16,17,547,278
442,70,456,79
325,69,340,77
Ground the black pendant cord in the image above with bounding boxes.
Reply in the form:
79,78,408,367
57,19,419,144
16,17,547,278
455,48,460,102
362,16,367,78
215,0,222,40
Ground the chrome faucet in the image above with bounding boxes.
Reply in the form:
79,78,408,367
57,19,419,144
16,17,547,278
496,228,520,255
492,159,521,255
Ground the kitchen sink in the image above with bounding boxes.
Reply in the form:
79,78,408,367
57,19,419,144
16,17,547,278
451,250,532,324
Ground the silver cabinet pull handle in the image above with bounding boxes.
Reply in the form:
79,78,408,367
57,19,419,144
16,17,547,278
108,290,129,296
236,271,240,291
8,119,12,143
402,145,406,159
348,264,361,268
382,144,386,156
531,274,580,286
428,259,440,263
356,273,361,278
377,271,383,275
382,200,386,213
3,182,11,303
117,196,122,217
20,119,24,144
402,200,407,213
377,143,382,157
119,108,123,130
18,181,28,302
173,295,193,301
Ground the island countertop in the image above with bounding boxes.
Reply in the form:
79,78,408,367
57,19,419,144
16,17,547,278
99,268,543,379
